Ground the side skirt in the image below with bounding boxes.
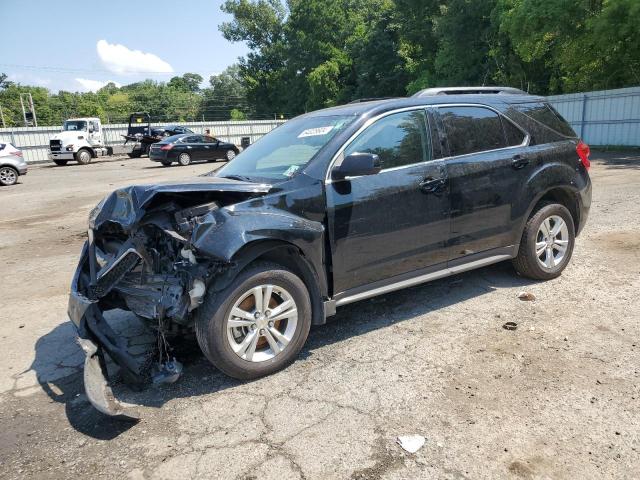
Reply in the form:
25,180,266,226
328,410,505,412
324,246,515,316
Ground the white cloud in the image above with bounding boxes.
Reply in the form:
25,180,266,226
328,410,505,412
75,78,122,92
96,39,173,75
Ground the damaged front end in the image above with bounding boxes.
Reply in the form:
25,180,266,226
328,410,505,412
68,179,273,417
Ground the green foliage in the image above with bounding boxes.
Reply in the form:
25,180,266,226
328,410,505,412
0,66,250,126
221,0,640,111
230,108,248,120
2,0,638,125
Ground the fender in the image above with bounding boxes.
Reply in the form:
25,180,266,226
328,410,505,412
191,207,328,310
512,159,585,249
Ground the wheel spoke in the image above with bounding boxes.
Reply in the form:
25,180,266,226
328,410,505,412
553,239,568,253
268,326,290,347
550,218,565,238
545,247,554,267
228,317,255,329
535,241,547,257
269,299,293,318
230,307,255,322
262,285,273,313
238,330,259,360
252,286,264,314
263,328,282,354
540,218,552,237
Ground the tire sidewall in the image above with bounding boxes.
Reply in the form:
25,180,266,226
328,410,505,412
525,204,575,277
199,265,311,379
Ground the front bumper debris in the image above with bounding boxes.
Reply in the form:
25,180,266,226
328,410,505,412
77,338,138,420
69,243,150,418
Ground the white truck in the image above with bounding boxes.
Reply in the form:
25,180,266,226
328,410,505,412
48,118,130,165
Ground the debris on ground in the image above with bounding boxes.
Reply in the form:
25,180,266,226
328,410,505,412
397,435,426,453
517,291,536,301
503,322,518,331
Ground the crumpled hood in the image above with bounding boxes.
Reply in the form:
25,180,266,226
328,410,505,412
51,130,87,144
89,177,272,230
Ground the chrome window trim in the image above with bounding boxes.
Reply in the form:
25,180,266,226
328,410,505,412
325,106,433,183
325,102,530,183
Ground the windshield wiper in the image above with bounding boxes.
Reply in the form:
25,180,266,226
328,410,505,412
220,174,253,182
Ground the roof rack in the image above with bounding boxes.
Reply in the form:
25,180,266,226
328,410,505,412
412,86,528,97
348,97,396,103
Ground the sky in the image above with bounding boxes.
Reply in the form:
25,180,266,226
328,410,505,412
0,0,249,92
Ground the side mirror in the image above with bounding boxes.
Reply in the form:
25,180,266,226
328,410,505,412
331,152,381,181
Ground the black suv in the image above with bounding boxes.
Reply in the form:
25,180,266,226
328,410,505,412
68,87,591,416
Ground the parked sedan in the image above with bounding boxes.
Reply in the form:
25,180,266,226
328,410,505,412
149,134,239,166
0,143,27,186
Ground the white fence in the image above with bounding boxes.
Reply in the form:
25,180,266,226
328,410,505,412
547,86,640,147
0,120,285,163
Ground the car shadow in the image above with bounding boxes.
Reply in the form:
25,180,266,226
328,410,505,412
593,150,640,170
30,261,537,439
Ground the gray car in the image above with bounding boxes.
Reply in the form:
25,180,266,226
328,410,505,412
0,143,28,186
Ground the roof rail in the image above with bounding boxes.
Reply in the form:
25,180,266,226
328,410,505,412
348,97,396,103
412,86,528,97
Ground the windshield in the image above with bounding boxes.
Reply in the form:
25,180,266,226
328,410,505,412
63,120,87,131
216,114,355,181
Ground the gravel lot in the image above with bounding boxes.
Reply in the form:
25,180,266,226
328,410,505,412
0,152,638,479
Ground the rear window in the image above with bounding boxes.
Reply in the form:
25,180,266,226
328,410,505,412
439,106,506,156
514,102,576,137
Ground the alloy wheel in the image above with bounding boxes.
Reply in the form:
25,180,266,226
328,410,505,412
226,150,236,161
226,284,298,362
535,215,569,269
0,167,17,186
178,153,191,166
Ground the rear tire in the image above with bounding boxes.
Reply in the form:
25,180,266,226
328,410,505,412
161,160,172,167
75,149,92,165
53,159,68,166
513,203,575,280
195,261,312,380
178,152,191,166
0,166,18,186
225,149,236,161
128,149,142,158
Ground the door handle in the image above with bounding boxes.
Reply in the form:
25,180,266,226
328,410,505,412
419,177,446,195
511,155,529,169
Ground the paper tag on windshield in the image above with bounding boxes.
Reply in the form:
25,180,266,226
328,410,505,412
283,165,300,177
298,126,334,138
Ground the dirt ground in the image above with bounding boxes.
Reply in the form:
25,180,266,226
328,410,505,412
0,151,638,479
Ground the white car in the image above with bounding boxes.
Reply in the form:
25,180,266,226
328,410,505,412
0,143,27,186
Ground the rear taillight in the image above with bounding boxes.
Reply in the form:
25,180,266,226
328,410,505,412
13,150,23,157
576,141,590,170
160,144,173,151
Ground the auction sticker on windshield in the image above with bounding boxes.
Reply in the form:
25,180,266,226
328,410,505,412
298,126,334,138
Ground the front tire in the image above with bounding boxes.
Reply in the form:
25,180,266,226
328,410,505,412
76,149,92,165
513,203,575,280
195,262,312,380
177,152,191,166
0,166,18,186
225,149,236,161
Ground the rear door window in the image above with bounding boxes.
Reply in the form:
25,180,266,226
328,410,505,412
502,118,526,146
438,106,506,156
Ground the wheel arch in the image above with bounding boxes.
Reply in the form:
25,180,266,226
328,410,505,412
515,185,581,256
209,239,327,325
